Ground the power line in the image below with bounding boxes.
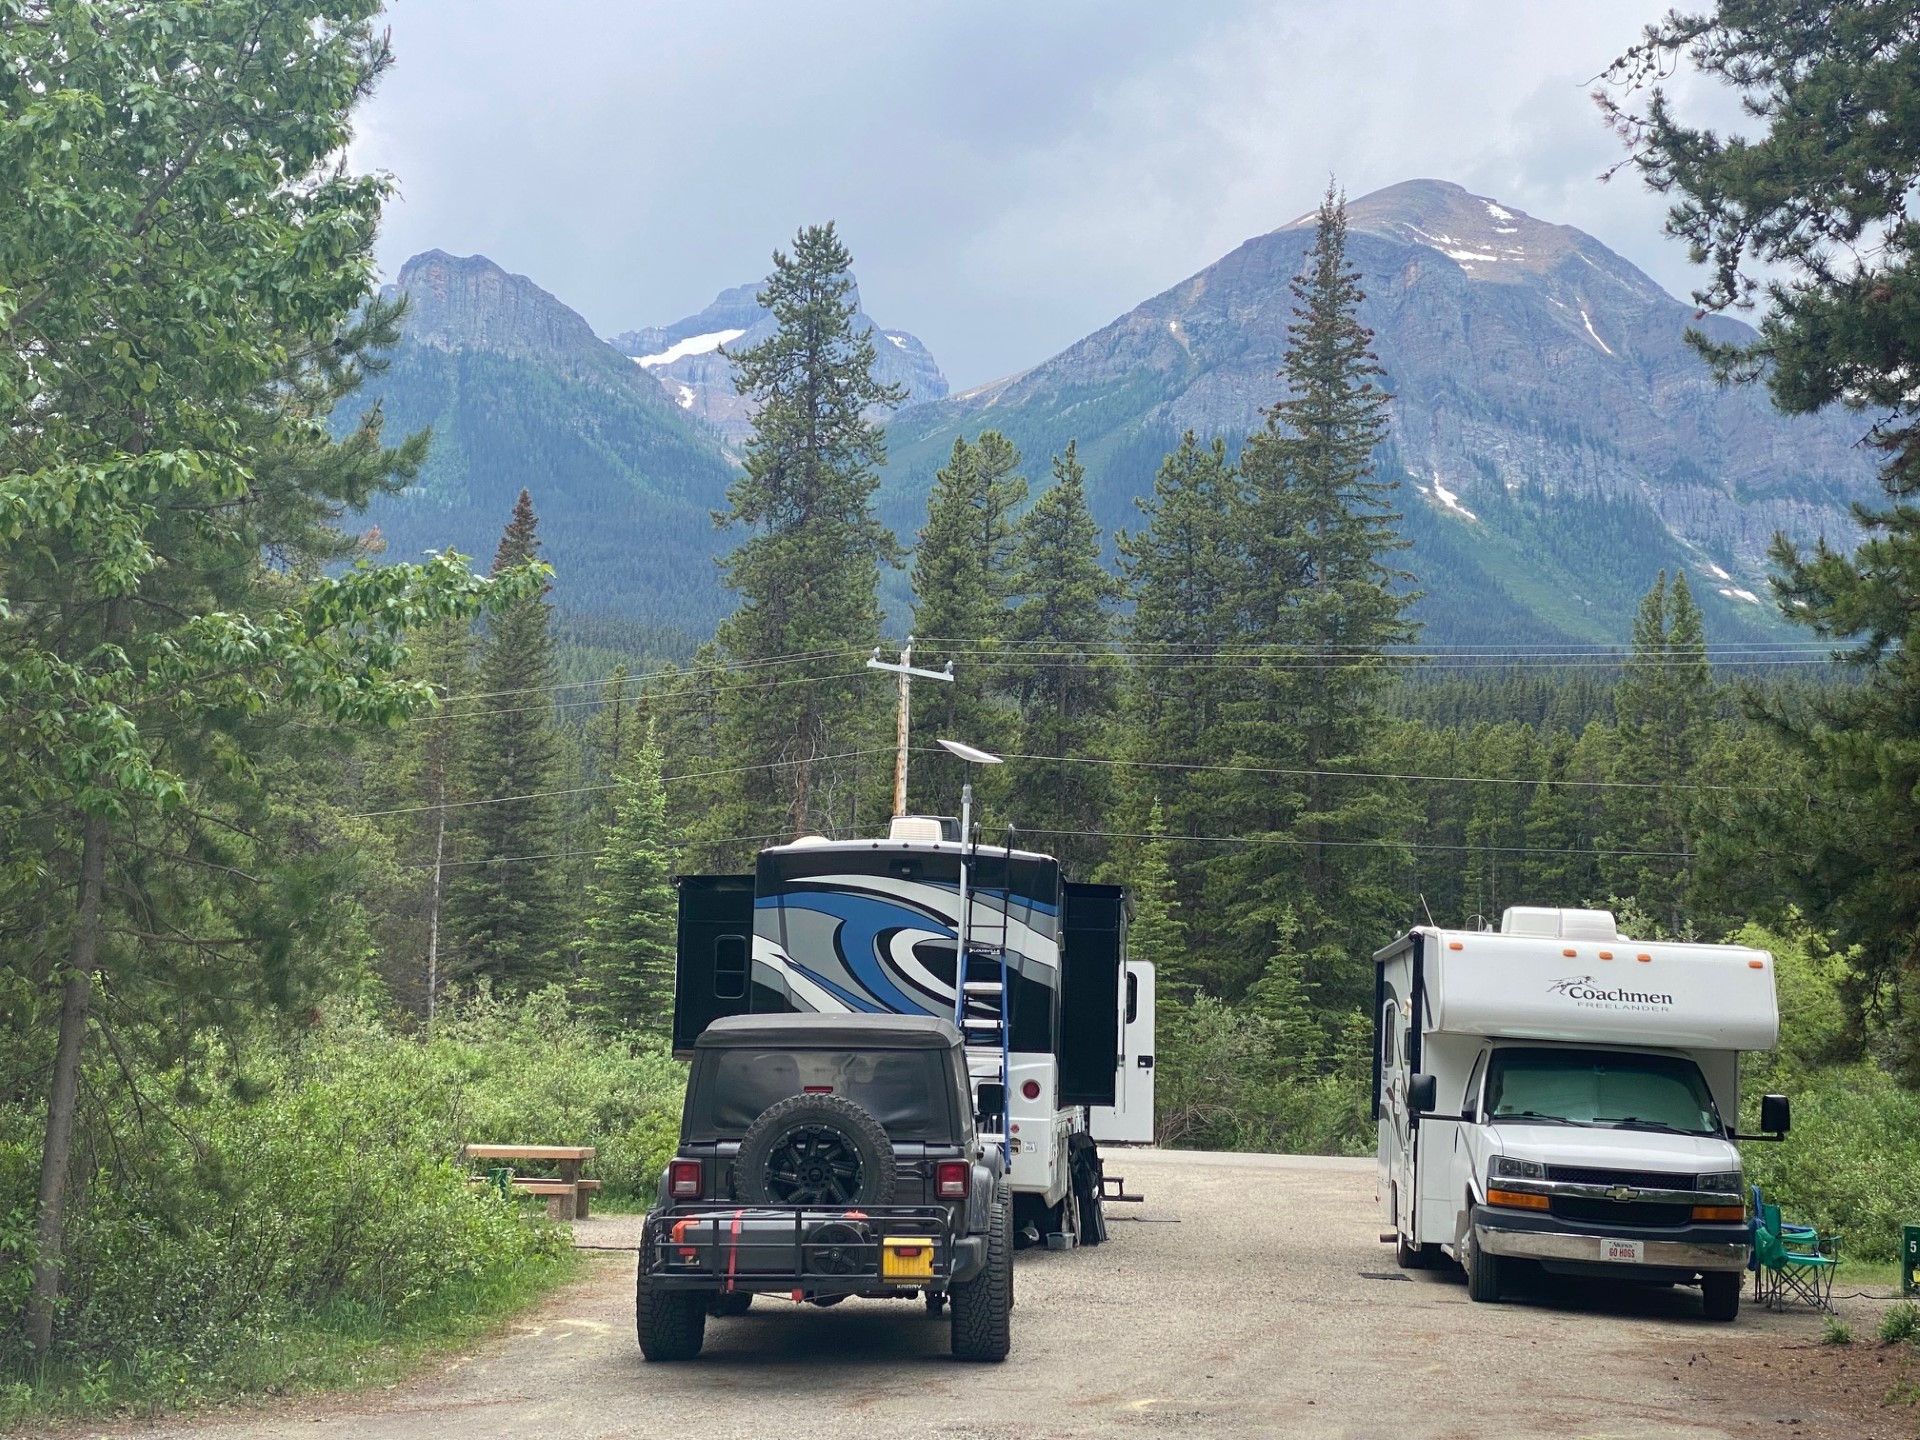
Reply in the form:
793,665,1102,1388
1016,826,1691,859
964,750,1738,793
349,747,892,820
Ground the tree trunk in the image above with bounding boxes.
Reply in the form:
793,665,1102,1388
426,781,446,1022
26,811,109,1356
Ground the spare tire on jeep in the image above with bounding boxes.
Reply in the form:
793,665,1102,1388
732,1092,898,1207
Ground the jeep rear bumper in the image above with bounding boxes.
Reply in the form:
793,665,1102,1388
642,1205,983,1293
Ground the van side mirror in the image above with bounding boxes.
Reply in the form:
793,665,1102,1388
1407,1073,1437,1114
1760,1093,1791,1136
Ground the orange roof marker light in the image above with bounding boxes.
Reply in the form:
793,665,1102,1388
1562,948,1577,958
1637,953,1653,962
1598,950,1614,960
1449,941,1463,951
1748,959,1766,969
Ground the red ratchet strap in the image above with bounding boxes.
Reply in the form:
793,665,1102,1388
725,1208,743,1292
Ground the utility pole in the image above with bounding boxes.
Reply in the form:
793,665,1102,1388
868,637,954,817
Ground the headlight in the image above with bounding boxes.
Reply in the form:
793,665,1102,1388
1696,1170,1743,1194
1489,1155,1545,1182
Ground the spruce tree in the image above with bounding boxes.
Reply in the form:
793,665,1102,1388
1117,432,1242,946
1002,443,1120,870
712,223,903,849
1127,799,1192,1006
1602,570,1712,936
449,490,567,991
1224,183,1416,1012
909,432,1026,816
581,735,677,1033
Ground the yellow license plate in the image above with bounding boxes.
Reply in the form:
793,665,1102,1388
881,1237,936,1281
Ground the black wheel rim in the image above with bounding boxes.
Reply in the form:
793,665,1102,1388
765,1123,864,1205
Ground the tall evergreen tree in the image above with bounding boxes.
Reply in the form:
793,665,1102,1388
1001,443,1120,870
581,734,677,1033
449,490,567,991
1117,432,1242,942
1224,183,1416,1012
711,222,903,849
1127,799,1193,1007
909,431,1026,816
1602,570,1712,936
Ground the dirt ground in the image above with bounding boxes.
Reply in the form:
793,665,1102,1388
74,1149,1918,1440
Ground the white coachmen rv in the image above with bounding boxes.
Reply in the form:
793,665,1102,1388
1376,906,1788,1321
674,817,1155,1249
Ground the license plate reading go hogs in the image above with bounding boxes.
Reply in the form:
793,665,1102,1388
1602,1238,1641,1263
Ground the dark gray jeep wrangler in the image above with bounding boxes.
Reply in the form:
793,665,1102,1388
636,1012,1013,1362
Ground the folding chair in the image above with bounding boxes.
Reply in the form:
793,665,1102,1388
1754,1200,1841,1312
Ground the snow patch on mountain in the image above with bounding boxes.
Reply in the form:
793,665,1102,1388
635,329,746,368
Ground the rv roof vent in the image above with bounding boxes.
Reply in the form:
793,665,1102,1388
788,834,834,848
888,815,944,843
1499,906,1620,940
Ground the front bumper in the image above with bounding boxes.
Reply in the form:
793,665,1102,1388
642,1205,981,1294
1474,1204,1748,1274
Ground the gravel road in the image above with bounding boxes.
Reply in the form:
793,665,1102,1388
136,1149,1868,1440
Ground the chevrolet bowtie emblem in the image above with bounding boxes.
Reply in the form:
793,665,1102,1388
1606,1185,1638,1202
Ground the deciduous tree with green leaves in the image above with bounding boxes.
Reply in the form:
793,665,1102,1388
0,0,537,1353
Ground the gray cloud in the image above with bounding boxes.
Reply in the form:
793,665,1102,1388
354,0,1723,388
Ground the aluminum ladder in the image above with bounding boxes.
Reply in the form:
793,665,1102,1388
955,836,1016,1161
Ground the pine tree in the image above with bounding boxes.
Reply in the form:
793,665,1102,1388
1117,432,1242,945
1002,442,1120,870
1223,183,1416,1011
1127,799,1192,1005
909,431,1026,817
581,735,677,1033
1602,570,1713,935
449,490,568,991
711,223,903,849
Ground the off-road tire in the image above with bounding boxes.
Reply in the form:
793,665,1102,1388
707,1291,753,1317
950,1179,1012,1362
636,1267,707,1360
1463,1225,1503,1304
1395,1231,1435,1269
1701,1270,1741,1322
732,1092,897,1207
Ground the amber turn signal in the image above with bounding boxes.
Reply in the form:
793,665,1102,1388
1486,1188,1551,1211
1692,1204,1746,1223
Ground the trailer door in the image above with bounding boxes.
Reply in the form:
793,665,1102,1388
1090,960,1155,1143
1059,882,1124,1107
672,874,755,1057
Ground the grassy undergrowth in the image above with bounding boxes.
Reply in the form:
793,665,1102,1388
0,1248,580,1426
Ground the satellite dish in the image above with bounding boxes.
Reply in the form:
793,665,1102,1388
936,738,1002,766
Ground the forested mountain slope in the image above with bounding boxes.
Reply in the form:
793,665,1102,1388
343,251,738,631
882,179,1877,644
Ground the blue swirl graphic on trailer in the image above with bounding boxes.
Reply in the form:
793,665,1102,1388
756,891,952,1015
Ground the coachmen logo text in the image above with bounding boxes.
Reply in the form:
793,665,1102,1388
1547,975,1675,1012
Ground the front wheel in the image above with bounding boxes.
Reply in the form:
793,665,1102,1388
1463,1226,1503,1304
951,1179,1012,1361
636,1270,707,1360
1701,1270,1741,1323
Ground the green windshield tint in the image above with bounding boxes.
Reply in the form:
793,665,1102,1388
1484,1048,1720,1135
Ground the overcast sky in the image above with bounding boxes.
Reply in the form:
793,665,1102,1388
352,0,1728,390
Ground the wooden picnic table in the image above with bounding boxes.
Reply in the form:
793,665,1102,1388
462,1144,599,1219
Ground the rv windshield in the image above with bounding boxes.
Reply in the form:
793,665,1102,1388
1483,1048,1721,1136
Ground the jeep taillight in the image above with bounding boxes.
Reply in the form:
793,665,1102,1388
668,1159,702,1199
936,1161,970,1199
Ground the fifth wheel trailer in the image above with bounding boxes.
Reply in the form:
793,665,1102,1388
1376,906,1789,1321
673,817,1154,1247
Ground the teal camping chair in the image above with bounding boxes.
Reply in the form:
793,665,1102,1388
1753,1196,1840,1312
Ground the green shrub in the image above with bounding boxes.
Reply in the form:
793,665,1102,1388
0,987,682,1391
1822,1316,1853,1345
1740,1061,1920,1263
1881,1302,1920,1344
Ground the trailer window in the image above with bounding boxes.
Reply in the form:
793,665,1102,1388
1380,1002,1399,1068
713,934,748,1000
1484,1048,1721,1136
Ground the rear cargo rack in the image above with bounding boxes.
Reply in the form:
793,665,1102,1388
645,1204,957,1288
